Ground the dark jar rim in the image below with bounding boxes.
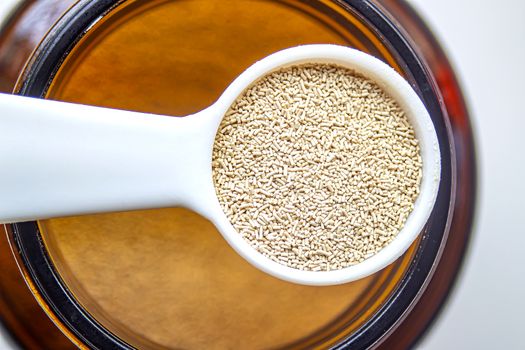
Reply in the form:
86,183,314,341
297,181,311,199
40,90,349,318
7,0,473,349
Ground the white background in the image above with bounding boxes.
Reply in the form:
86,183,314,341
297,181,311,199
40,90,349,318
1,0,524,349
408,0,525,348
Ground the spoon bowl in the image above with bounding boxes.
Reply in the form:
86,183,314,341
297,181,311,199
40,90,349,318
0,44,440,285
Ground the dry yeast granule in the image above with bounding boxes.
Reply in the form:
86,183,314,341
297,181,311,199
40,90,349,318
212,64,422,272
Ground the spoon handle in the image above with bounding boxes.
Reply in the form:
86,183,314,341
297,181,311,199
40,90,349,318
0,94,217,223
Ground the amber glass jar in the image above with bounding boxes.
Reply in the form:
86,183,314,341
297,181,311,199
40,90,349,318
0,1,475,349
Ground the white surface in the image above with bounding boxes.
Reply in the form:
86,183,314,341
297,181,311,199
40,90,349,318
0,93,219,222
0,0,18,28
407,0,525,349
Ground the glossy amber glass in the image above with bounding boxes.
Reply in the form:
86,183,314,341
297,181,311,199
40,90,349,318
38,0,417,348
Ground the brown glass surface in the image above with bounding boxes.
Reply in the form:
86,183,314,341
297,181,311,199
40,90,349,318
0,0,76,91
375,1,476,348
38,0,416,349
0,1,77,349
0,1,476,349
0,232,76,350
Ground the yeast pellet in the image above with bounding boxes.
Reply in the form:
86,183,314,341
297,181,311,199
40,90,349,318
212,64,422,271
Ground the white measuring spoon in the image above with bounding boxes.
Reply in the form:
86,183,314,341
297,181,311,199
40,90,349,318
0,45,440,285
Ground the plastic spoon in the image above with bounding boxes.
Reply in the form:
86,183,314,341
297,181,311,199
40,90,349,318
0,45,440,285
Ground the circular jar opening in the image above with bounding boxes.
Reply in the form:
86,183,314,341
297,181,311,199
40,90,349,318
7,0,467,349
